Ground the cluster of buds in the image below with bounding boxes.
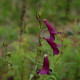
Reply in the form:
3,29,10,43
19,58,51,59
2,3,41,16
37,18,61,75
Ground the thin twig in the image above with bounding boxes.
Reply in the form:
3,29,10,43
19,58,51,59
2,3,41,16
40,28,48,37
36,9,42,54
19,0,26,45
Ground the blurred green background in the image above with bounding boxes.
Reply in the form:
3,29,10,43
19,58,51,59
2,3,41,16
0,0,80,80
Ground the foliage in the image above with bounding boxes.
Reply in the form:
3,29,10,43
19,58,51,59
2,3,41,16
0,0,80,80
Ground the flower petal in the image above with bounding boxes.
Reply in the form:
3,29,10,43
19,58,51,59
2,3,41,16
49,69,52,72
37,69,41,74
43,19,57,33
47,71,50,75
45,38,60,55
50,34,55,41
53,47,59,55
56,44,62,47
40,69,48,75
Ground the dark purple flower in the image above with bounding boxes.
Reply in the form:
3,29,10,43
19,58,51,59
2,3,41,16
37,54,52,75
43,19,61,41
44,38,61,55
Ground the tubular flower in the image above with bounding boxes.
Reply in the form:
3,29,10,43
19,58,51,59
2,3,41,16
44,37,61,55
37,54,52,75
43,19,61,41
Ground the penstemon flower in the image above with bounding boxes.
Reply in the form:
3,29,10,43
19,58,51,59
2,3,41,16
37,54,52,75
43,37,61,55
43,19,61,41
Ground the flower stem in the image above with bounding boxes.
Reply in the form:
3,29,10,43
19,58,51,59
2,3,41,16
19,0,26,47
